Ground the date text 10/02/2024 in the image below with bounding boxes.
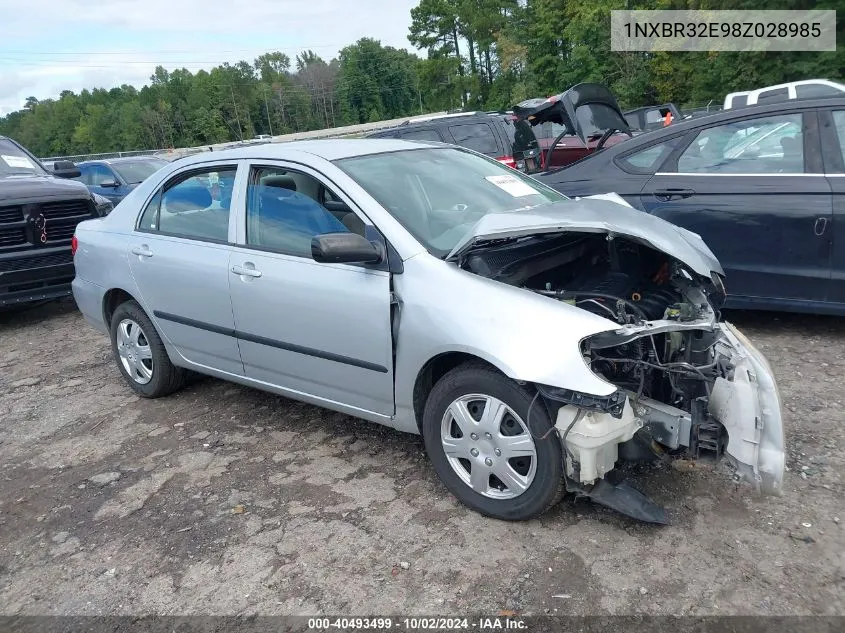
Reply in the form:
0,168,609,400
307,617,528,630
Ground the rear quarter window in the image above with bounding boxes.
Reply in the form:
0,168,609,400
756,88,789,104
732,95,749,107
615,137,683,174
796,83,843,98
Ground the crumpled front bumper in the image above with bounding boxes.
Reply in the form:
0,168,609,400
709,322,785,495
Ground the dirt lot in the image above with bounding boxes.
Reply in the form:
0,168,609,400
0,298,843,616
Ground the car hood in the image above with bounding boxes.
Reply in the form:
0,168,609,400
0,172,91,203
445,194,724,279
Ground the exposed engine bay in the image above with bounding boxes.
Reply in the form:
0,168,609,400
460,230,780,523
462,231,728,420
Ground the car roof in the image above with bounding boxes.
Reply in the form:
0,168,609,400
382,112,508,130
367,114,512,140
402,111,494,124
751,78,841,92
78,156,167,166
168,138,440,167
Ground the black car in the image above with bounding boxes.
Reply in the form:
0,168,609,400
0,137,111,307
367,112,543,173
537,97,845,316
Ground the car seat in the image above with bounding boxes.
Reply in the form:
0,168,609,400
253,175,348,250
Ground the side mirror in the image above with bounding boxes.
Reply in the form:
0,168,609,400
311,232,382,264
52,160,81,179
99,179,119,188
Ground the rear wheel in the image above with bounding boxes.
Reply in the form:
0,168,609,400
422,363,564,520
109,300,186,398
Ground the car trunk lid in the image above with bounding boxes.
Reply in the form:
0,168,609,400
513,83,632,147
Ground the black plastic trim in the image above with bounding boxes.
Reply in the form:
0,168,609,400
537,384,626,418
153,310,388,373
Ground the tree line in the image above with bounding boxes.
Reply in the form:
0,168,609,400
2,0,842,157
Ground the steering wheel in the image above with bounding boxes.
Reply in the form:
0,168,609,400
430,203,486,221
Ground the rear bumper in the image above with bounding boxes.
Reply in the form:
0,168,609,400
0,249,75,306
71,276,108,333
710,322,785,495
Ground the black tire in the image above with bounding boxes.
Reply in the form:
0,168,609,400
422,362,564,520
109,300,186,398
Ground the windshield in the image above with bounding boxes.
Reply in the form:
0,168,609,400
0,138,46,176
112,159,166,184
336,147,566,256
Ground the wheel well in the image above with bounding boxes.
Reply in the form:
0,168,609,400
412,352,499,432
102,288,136,327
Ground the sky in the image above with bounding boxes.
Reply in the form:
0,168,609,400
0,0,420,115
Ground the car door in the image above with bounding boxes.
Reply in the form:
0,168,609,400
228,162,394,417
641,110,832,305
821,108,845,306
128,162,245,375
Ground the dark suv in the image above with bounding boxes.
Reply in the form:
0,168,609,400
366,112,543,173
0,136,111,307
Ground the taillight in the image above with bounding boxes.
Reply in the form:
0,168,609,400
71,235,78,256
496,156,517,169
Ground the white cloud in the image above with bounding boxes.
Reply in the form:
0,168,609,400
0,0,420,113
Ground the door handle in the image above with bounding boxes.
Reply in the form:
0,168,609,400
653,188,695,201
231,264,262,278
814,217,828,236
131,245,153,258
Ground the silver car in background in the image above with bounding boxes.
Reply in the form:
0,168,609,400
71,140,784,522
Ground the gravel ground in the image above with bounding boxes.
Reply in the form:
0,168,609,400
0,298,843,616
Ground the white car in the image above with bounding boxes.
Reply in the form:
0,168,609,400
724,79,845,109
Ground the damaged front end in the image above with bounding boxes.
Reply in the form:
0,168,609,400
452,201,785,522
542,269,784,522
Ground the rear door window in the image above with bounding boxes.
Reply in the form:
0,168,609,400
138,166,237,242
447,123,500,155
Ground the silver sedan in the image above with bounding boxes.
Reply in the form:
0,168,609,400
71,139,784,522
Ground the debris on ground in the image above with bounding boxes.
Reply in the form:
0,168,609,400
89,472,121,486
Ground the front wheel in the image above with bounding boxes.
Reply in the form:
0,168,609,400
422,363,564,520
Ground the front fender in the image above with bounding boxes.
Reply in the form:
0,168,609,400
392,255,619,433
